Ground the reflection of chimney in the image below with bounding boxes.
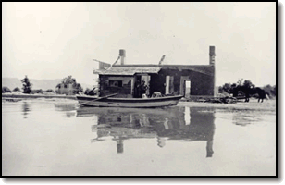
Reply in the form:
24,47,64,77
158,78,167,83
117,140,124,154
209,46,216,65
119,49,126,66
157,137,166,148
206,140,214,157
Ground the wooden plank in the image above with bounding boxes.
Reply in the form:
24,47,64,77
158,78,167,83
92,93,118,101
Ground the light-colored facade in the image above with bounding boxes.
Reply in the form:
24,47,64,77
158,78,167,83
55,83,75,95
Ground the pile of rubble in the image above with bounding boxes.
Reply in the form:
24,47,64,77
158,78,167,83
180,92,239,104
203,96,238,104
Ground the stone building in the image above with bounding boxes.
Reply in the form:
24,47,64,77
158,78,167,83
94,46,216,99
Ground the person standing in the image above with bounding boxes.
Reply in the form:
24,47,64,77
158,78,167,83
135,80,142,98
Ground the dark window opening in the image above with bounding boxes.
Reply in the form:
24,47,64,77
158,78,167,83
109,80,123,87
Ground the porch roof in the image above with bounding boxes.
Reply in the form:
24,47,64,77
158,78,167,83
93,66,162,76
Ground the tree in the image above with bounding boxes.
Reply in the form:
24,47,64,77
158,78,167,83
2,87,11,93
218,83,236,93
13,87,21,92
229,83,237,93
263,84,272,93
218,86,223,93
222,83,231,93
21,76,32,93
237,79,243,86
242,80,254,89
72,83,83,94
263,84,276,97
62,75,75,84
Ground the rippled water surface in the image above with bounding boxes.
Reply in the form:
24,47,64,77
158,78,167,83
2,99,276,176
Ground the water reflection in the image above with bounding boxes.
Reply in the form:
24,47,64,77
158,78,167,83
54,104,77,117
22,102,31,118
231,110,263,127
77,106,216,157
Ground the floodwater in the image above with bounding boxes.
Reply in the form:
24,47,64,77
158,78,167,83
2,99,276,176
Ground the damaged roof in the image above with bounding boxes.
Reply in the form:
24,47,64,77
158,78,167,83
93,66,162,76
93,65,214,76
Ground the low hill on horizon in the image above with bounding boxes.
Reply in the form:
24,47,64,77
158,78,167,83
2,78,93,91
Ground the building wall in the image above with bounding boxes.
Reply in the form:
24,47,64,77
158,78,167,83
186,70,215,96
56,83,76,95
151,66,215,96
149,73,166,95
98,66,215,97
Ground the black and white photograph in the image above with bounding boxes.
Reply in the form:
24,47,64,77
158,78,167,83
2,2,277,178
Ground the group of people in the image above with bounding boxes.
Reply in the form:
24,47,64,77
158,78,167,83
134,80,149,98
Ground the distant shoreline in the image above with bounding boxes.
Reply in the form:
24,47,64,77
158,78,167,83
2,93,77,100
2,93,276,112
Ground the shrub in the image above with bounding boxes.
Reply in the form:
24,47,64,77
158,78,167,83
13,87,21,92
31,89,43,94
2,87,11,93
45,89,54,92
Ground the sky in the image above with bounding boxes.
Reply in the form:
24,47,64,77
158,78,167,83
2,2,276,87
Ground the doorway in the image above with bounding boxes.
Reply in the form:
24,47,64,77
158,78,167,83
184,80,191,98
180,77,191,98
165,76,174,95
133,75,151,98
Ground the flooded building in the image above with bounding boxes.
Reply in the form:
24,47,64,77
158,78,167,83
94,46,216,99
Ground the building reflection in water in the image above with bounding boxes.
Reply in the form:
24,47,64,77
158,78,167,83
22,102,31,118
77,106,216,157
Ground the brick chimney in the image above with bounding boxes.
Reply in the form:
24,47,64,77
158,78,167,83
209,46,216,65
119,49,126,65
209,46,216,97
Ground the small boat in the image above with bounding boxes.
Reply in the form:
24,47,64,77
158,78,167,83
76,93,183,108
